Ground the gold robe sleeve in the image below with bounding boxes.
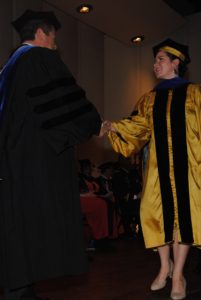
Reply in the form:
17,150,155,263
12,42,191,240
108,93,152,157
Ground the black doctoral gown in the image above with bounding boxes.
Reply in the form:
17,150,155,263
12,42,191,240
0,46,102,289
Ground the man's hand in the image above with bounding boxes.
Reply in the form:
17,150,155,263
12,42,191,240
99,120,116,137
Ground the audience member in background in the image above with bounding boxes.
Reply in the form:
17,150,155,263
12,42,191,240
79,159,115,252
96,162,118,238
112,155,137,239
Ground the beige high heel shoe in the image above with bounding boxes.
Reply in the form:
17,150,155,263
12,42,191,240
170,277,186,300
150,259,174,291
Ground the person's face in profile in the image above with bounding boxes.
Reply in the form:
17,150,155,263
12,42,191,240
35,27,57,50
153,50,179,80
43,28,57,50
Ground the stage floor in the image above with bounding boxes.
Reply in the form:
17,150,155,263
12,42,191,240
32,238,201,300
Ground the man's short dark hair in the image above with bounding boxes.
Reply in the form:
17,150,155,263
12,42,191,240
18,20,55,42
12,10,61,42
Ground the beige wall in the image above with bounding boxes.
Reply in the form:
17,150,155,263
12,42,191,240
174,12,201,83
75,22,105,164
43,1,79,78
104,37,139,120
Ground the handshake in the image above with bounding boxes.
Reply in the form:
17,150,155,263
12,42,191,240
99,120,116,137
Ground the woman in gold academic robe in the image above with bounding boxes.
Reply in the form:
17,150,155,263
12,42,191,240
103,38,201,300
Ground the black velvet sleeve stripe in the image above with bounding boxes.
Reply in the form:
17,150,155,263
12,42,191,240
42,103,93,129
116,132,128,144
27,77,76,97
33,89,85,114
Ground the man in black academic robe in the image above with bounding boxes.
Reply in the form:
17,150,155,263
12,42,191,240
0,9,102,300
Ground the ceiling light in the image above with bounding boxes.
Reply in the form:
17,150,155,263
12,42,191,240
77,4,93,14
131,35,145,44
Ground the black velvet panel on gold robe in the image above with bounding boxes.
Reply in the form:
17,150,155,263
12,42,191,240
0,47,101,289
153,85,193,244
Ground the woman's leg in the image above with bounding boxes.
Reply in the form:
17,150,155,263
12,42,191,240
151,244,172,290
171,231,190,296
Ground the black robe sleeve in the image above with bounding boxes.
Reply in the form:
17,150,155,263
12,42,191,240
12,47,102,153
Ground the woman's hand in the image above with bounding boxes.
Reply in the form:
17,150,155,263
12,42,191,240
99,120,116,136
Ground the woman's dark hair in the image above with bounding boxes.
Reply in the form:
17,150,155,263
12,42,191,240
166,52,187,78
18,19,55,42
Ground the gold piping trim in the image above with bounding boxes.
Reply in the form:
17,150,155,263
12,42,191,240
160,46,185,62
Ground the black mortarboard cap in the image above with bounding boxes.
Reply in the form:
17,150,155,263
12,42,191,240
152,38,190,64
12,9,61,33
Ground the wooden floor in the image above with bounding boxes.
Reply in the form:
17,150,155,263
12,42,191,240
33,238,201,300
